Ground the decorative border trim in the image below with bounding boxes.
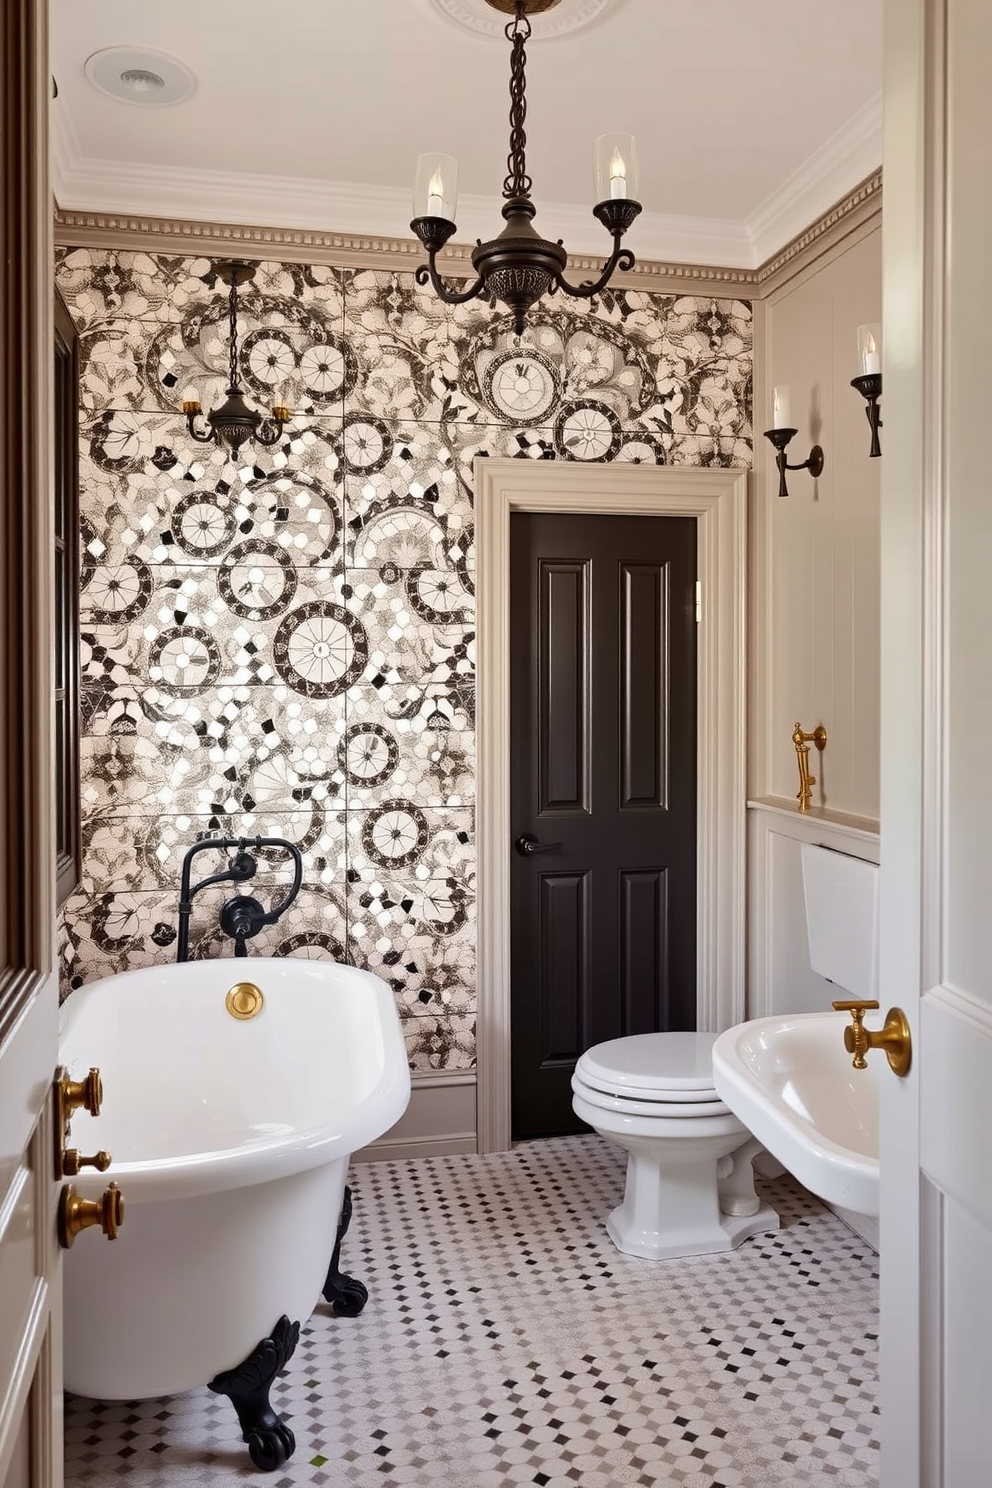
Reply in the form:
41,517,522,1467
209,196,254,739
755,169,882,288
53,169,883,295
52,206,760,288
474,460,748,1154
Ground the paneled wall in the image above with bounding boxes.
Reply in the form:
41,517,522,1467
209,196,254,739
748,210,881,1022
54,247,752,1079
753,218,882,816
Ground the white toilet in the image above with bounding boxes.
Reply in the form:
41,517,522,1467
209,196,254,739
571,1030,780,1260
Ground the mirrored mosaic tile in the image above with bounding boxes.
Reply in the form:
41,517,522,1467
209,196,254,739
340,685,475,809
349,904,475,1019
57,251,348,329
345,805,473,882
400,1009,476,1070
82,567,370,707
80,806,346,893
343,569,474,695
342,270,752,447
79,692,348,819
70,273,349,417
59,883,349,994
79,427,344,569
342,419,474,569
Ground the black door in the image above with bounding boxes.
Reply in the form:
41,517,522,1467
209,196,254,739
510,512,698,1138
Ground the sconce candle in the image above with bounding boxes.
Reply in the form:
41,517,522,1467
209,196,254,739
763,386,824,498
771,386,792,429
852,324,883,458
857,324,882,377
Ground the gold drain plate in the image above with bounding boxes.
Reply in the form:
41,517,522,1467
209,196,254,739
226,982,264,1020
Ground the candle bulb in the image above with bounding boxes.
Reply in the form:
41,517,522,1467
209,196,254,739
857,323,882,377
182,386,201,410
772,385,791,429
427,169,445,218
609,147,627,200
863,332,880,375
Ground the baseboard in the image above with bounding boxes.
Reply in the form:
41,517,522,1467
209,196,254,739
352,1068,477,1164
829,1203,879,1252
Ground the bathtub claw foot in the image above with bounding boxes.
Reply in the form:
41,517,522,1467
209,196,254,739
322,1184,369,1317
208,1314,300,1473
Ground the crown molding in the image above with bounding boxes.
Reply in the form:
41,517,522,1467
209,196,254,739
53,171,883,298
755,169,882,292
745,92,883,266
52,203,760,291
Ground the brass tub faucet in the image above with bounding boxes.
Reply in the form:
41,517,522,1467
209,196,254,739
792,721,827,812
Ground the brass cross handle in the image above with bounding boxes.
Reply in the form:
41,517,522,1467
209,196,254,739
832,999,912,1077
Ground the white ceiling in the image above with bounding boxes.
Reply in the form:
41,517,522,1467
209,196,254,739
51,0,883,269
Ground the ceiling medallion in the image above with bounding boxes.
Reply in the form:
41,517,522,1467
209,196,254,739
411,0,641,335
424,0,627,42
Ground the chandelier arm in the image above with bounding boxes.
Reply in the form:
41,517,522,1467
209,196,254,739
556,245,637,300
255,418,286,447
185,414,217,444
414,258,487,306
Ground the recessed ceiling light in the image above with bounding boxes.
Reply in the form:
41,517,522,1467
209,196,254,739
83,47,196,107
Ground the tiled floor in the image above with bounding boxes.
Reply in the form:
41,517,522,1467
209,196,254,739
64,1135,880,1487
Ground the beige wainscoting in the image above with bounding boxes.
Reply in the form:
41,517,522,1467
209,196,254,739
353,1070,477,1163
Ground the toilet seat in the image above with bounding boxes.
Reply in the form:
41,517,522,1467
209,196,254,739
570,1074,729,1121
575,1031,721,1104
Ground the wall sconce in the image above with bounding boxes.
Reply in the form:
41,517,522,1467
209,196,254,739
850,323,882,458
763,386,825,498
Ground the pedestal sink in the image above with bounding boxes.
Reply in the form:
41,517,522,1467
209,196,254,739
712,1013,879,1216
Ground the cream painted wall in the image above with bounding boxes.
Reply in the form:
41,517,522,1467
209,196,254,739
748,208,882,1024
754,217,882,818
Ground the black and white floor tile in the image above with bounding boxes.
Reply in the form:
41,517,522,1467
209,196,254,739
64,1135,879,1488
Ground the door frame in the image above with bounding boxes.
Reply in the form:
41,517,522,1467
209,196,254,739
475,459,748,1154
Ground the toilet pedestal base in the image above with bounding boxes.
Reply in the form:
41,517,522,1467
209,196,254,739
604,1135,780,1261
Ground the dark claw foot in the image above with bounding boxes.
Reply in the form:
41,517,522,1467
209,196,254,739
322,1185,369,1316
208,1314,300,1473
329,1276,368,1318
246,1420,295,1472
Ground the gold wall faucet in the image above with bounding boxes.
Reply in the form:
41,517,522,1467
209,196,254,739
792,721,827,812
832,999,913,1077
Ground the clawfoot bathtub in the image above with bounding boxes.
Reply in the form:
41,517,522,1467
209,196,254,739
59,956,410,1469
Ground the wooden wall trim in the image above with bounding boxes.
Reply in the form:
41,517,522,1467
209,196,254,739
53,171,882,298
474,461,748,1154
0,0,54,1046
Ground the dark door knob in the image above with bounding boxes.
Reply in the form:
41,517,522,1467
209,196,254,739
515,833,563,857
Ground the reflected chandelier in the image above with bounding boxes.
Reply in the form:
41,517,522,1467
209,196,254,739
410,0,642,335
182,260,291,455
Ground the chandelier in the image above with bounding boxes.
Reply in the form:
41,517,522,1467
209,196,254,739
410,0,642,335
182,260,291,455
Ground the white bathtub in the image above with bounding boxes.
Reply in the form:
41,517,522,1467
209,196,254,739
60,957,410,1401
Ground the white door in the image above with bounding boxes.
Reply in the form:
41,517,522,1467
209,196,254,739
880,2,992,1484
0,3,63,1487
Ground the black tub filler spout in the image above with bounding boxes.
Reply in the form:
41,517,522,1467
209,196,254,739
175,837,303,961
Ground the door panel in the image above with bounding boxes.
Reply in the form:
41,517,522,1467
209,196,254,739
510,513,697,1137
881,0,992,1481
0,3,61,1486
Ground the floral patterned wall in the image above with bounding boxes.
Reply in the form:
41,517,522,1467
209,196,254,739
54,247,753,1071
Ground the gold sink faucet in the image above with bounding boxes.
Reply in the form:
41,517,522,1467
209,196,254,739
832,999,913,1077
792,721,827,812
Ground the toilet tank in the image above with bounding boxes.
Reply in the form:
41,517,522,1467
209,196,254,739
800,842,879,1000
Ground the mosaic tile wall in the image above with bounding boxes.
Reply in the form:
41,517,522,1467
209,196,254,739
54,247,752,1070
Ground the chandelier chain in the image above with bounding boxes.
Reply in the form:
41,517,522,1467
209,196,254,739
503,4,532,199
227,275,240,390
